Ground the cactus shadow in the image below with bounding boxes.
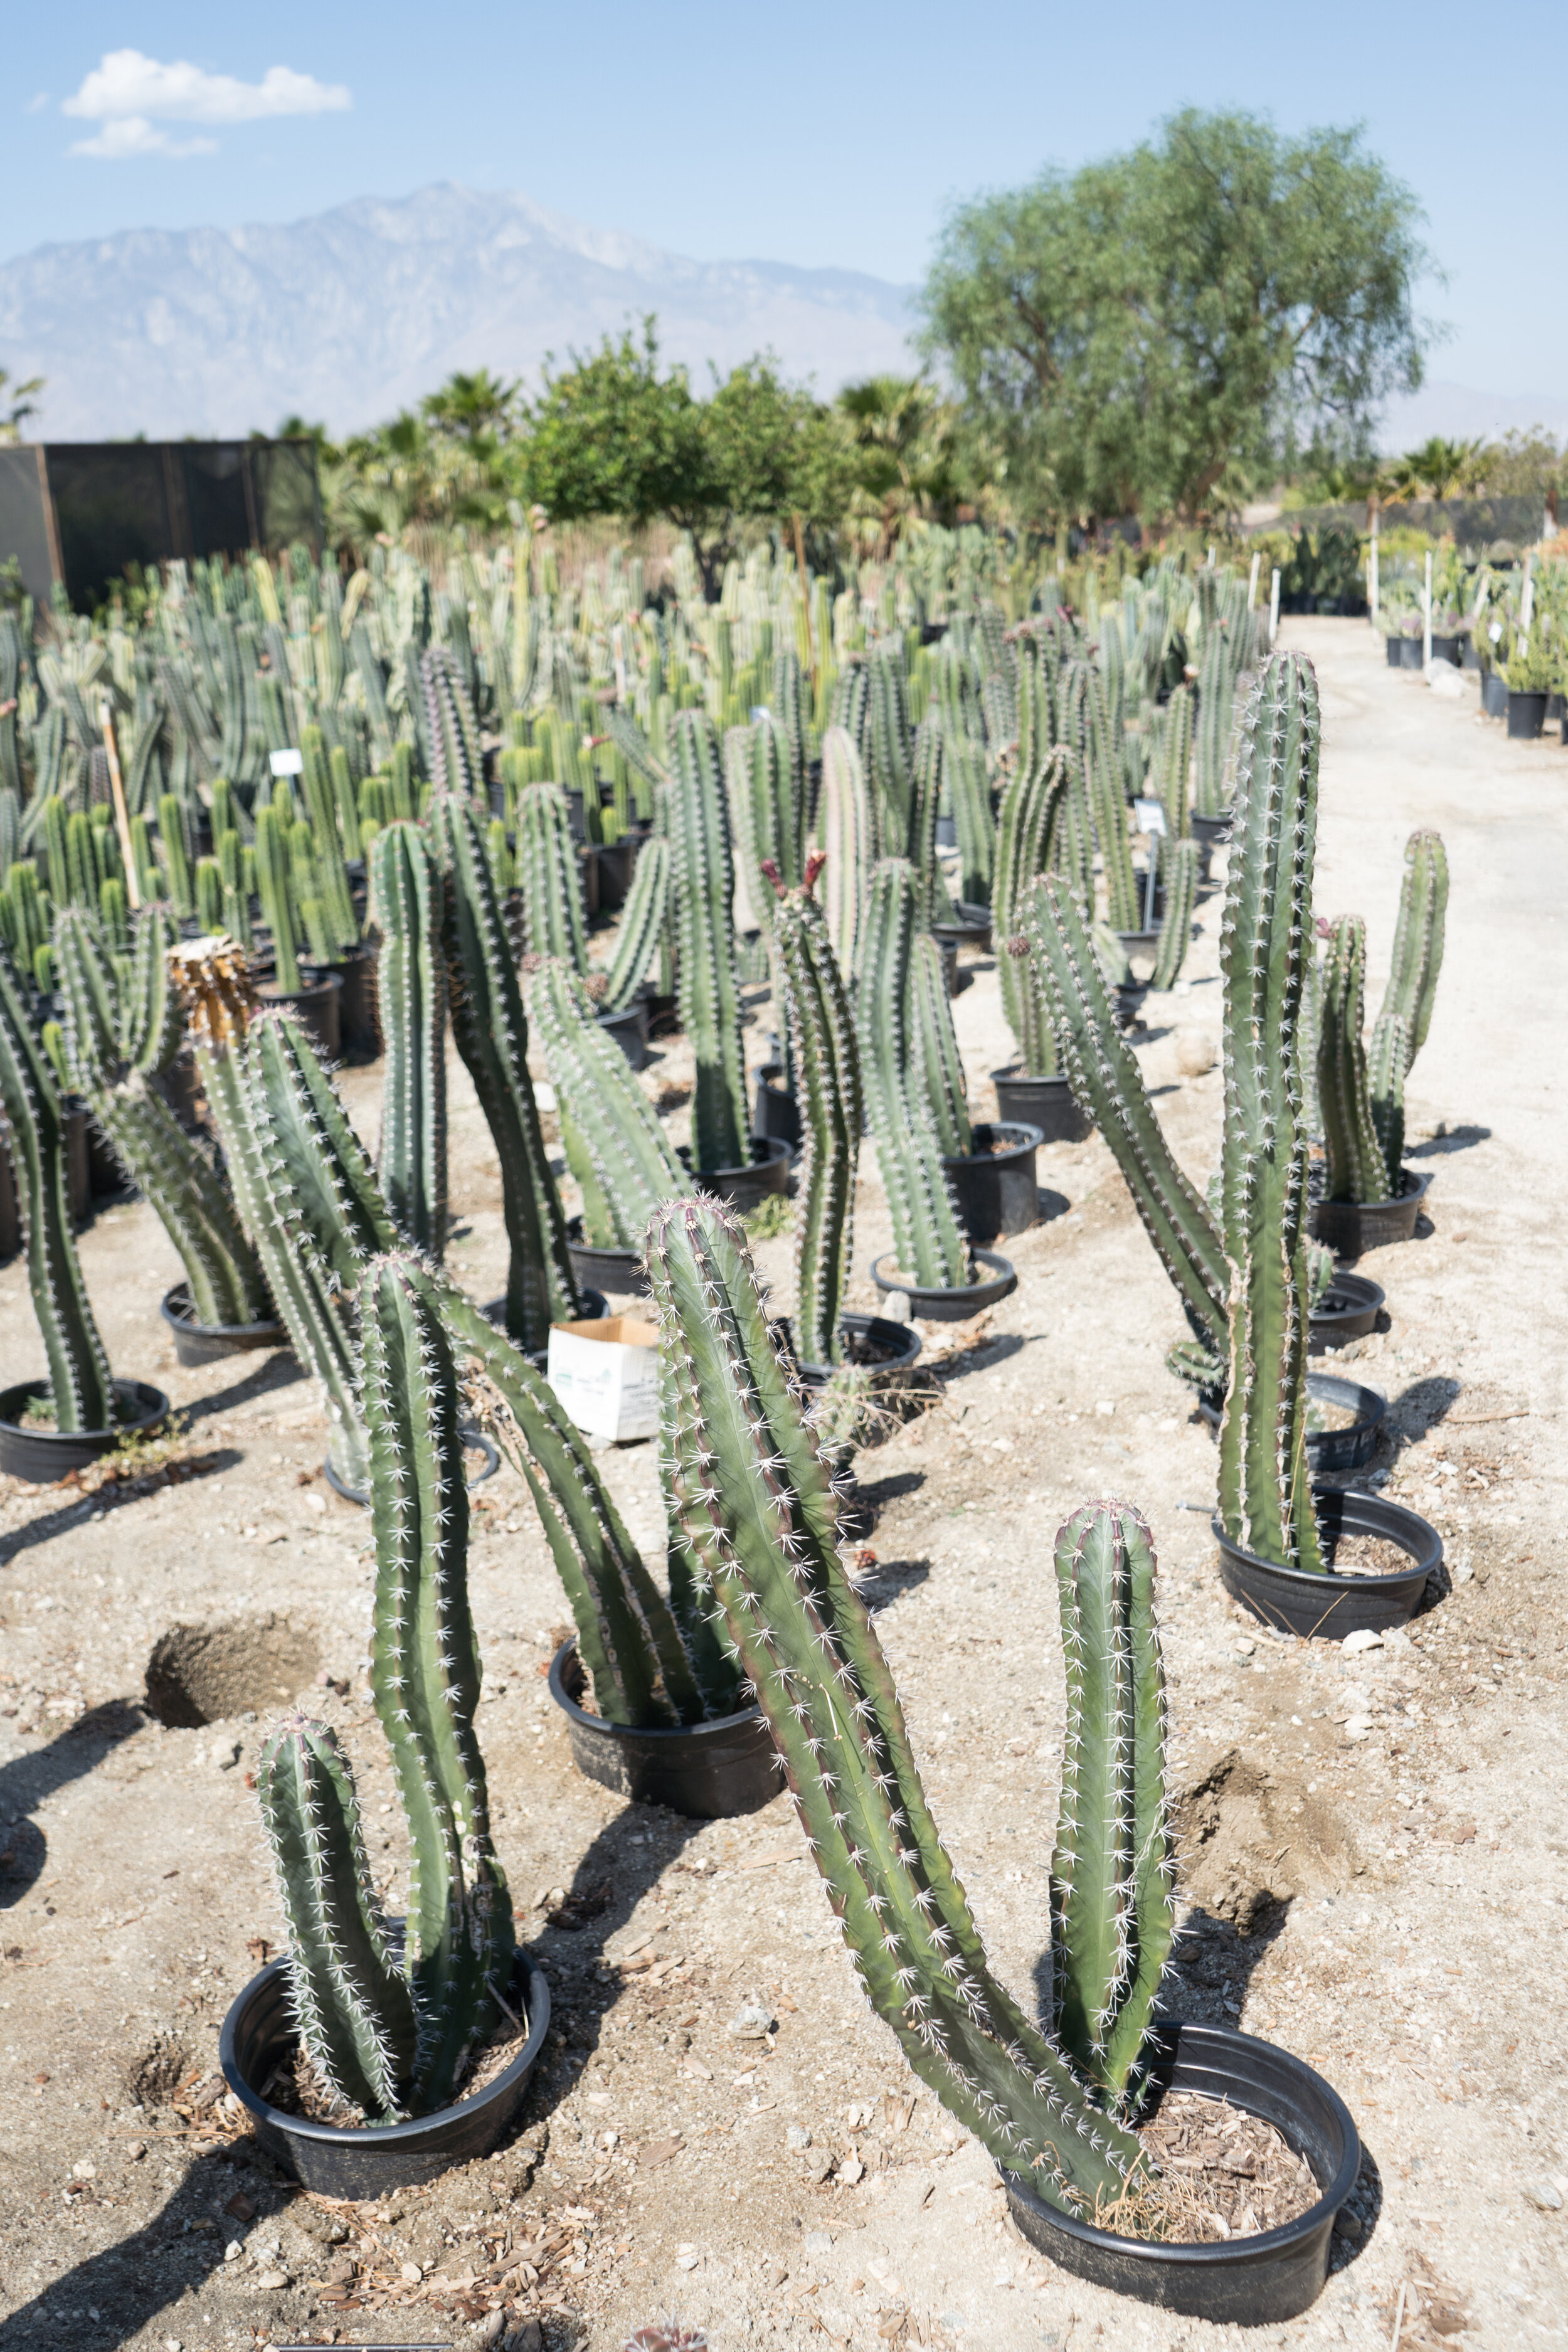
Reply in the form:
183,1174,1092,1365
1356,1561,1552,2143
0,1448,241,1567
0,1698,144,1907
1386,1375,1463,1443
1406,1124,1490,1157
935,1332,1039,1383
176,1355,310,1427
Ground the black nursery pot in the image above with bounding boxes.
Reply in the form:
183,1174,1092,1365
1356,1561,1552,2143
1507,689,1548,739
565,1214,651,1300
597,1002,649,1071
303,944,379,1061
942,1120,1043,1243
869,1246,1017,1323
1308,1271,1385,1353
592,839,638,909
0,1378,169,1483
151,1051,204,1132
931,901,993,955
1189,808,1231,883
323,1428,502,1508
1003,2018,1360,2324
1308,1168,1429,1256
1116,926,1162,983
993,1069,1093,1144
220,1947,550,2195
1199,1371,1385,1473
1481,670,1509,718
789,1311,924,1391
1214,1487,1441,1638
258,970,342,1061
1429,633,1463,667
160,1283,289,1367
752,1066,802,1150
549,1638,781,1818
679,1135,792,1213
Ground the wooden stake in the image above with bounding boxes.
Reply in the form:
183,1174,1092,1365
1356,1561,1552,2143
100,701,139,911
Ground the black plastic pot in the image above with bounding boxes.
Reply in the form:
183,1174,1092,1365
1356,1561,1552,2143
753,1066,802,1150
1387,635,1424,669
597,1003,649,1071
931,902,993,955
938,935,960,995
220,1947,549,2194
790,1311,923,1391
303,945,379,1061
935,815,958,849
1189,808,1230,885
160,1283,289,1367
1002,2018,1360,2323
1462,638,1481,672
549,1638,780,1817
637,985,680,1037
258,971,341,1060
1481,670,1509,718
0,1378,169,1483
565,1214,650,1300
1549,691,1565,723
1507,689,1548,740
1429,633,1463,667
943,1121,1043,1243
992,1069,1092,1144
1384,635,1406,667
870,1246,1017,1323
151,1051,203,1132
323,1427,501,1507
1308,1168,1429,1255
1116,927,1162,984
681,1134,792,1212
1199,1371,1385,1473
592,840,638,909
1308,1271,1385,1353
1214,1487,1441,1638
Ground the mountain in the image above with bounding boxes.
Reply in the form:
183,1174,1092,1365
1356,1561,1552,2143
0,183,916,442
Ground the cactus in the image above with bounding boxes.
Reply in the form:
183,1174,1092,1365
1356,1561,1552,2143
943,729,993,910
1367,828,1446,1185
995,746,1071,1059
431,795,579,1349
53,909,272,1330
726,718,803,943
1001,935,1058,1078
255,802,302,992
422,645,484,800
0,940,117,1432
1216,657,1323,1576
300,727,360,951
865,644,913,855
768,857,861,1367
910,930,971,1160
157,793,196,922
908,716,948,921
515,784,588,972
1191,628,1234,818
259,1254,516,2121
1148,837,1199,992
1316,918,1388,1204
857,861,968,1290
669,711,748,1173
600,832,669,1012
529,960,689,1253
643,1195,1152,2205
371,822,448,1259
817,725,872,982
1158,683,1194,839
1064,663,1140,933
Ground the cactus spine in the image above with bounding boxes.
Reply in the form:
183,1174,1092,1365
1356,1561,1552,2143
670,711,748,1172
644,1196,1147,2208
432,795,578,1349
769,861,861,1367
530,960,689,1252
1216,656,1323,1576
0,941,116,1431
516,784,588,972
857,861,968,1289
1148,837,1199,992
371,822,448,1259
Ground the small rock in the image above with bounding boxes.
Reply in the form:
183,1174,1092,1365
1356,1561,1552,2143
304,1491,326,1513
1342,1629,1384,1655
1524,2180,1563,2212
675,2252,701,2270
479,2311,507,2345
805,2149,835,2184
1342,1715,1375,1742
401,2261,424,2283
1175,1030,1216,1077
1093,1400,1116,1417
252,2268,289,2290
127,2140,146,2161
787,2123,813,2151
72,2159,96,2180
223,2241,242,2264
803,2230,834,2254
839,2157,865,2185
728,1998,775,2039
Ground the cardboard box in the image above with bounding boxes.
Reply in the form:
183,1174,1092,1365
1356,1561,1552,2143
546,1316,660,1443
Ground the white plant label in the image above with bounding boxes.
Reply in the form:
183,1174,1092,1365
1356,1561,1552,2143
270,748,304,776
1132,798,1167,835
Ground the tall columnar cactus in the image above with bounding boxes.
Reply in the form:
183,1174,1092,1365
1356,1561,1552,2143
817,726,872,982
255,801,302,992
865,642,913,856
857,861,968,1290
644,1195,1151,2206
53,909,273,1330
1148,837,1199,993
1000,935,1058,1078
157,793,196,922
910,931,971,1160
1158,682,1194,840
942,728,993,910
907,716,948,922
1366,827,1447,1184
300,729,361,953
431,795,578,1349
995,746,1071,1059
529,960,690,1252
768,859,862,1368
1192,628,1234,818
669,710,748,1173
371,822,448,1259
726,719,803,944
600,832,669,1012
1216,656,1323,1576
1317,918,1389,1205
422,645,484,800
516,784,588,972
0,940,117,1432
258,1255,516,2121
1074,662,1141,934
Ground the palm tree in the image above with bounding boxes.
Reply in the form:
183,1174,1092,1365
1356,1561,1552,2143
835,376,961,554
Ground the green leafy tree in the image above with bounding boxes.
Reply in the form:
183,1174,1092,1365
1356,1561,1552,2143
0,368,44,445
835,376,965,553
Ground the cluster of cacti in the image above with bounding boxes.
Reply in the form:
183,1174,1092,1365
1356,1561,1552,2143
529,960,690,1253
644,1194,1170,2205
257,1254,514,2120
669,711,750,1173
766,856,861,1367
514,783,588,972
995,745,1072,1066
1317,829,1448,1200
857,860,968,1289
370,822,448,1259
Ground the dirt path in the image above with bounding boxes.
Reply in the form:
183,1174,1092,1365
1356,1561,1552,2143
0,619,1563,2352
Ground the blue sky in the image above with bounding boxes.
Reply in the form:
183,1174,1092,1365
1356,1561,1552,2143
7,3,1566,420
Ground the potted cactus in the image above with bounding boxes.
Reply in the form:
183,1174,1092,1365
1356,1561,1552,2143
221,1254,547,2192
369,820,449,1261
643,1195,1361,2322
0,938,168,1479
1311,830,1448,1255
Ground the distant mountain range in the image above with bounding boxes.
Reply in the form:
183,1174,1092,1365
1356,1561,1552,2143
0,183,917,442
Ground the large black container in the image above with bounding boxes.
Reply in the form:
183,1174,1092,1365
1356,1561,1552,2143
1309,1168,1429,1255
1429,633,1463,666
597,1003,649,1071
681,1135,792,1213
1003,2018,1360,2324
1214,1487,1441,1638
993,1069,1093,1144
151,1052,204,1132
302,945,379,1061
1308,1271,1385,1353
220,1948,549,2195
870,1246,1017,1323
1481,670,1509,718
930,902,993,955
942,1121,1043,1243
1200,1371,1385,1473
1507,689,1548,740
592,840,638,909
789,1311,923,1391
0,1378,169,1483
1116,926,1162,983
565,1215,650,1300
160,1283,289,1367
752,1067,802,1150
258,971,341,1060
549,1638,781,1818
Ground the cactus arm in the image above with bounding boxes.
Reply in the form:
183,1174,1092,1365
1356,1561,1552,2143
1317,917,1388,1205
1379,829,1446,1060
601,832,669,1012
910,931,971,1159
516,784,588,972
371,822,448,1258
421,647,484,799
0,941,116,1431
1149,837,1199,993
1217,657,1323,1575
245,1010,400,1283
256,1714,418,2121
645,1198,1143,2210
1072,664,1140,933
670,711,748,1172
995,744,1071,1051
122,902,185,1074
529,960,689,1252
857,861,968,1289
1367,1010,1411,1192
771,875,861,1367
817,726,871,980
432,795,578,1348
360,1255,512,2110
1029,877,1227,1350
254,802,301,992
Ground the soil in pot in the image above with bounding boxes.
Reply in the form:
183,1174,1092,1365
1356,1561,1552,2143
0,1377,170,1483
1322,1533,1421,1577
1098,2091,1321,2244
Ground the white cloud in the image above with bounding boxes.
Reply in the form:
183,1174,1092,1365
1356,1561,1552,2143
63,49,350,157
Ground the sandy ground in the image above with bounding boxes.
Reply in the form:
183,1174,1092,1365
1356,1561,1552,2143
0,617,1564,2352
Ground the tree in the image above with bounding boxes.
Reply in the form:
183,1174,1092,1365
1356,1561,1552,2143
835,376,965,553
921,111,1431,524
0,368,44,445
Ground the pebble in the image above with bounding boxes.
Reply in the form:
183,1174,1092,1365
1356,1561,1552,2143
839,2157,865,2185
787,2123,812,2151
803,2230,834,2254
728,1999,775,2039
401,2262,424,2282
223,2241,242,2264
1523,2180,1562,2212
127,2140,146,2160
252,2268,289,2290
72,2159,95,2179
1343,1715,1375,1742
1342,1629,1384,1654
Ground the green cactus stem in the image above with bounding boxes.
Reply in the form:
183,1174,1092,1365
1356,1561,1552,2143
857,860,968,1290
669,711,748,1173
910,931,971,1160
516,784,588,973
1158,684,1194,840
601,832,669,1012
0,940,117,1432
644,1195,1146,2209
1064,664,1140,933
371,822,448,1259
157,793,196,923
1367,828,1446,1187
996,746,1072,1060
1148,837,1199,993
727,719,803,943
431,795,578,1350
421,646,484,800
1000,935,1058,1078
1216,656,1323,1576
529,960,689,1253
255,802,302,993
768,856,861,1367
1317,916,1387,1205
817,726,871,982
